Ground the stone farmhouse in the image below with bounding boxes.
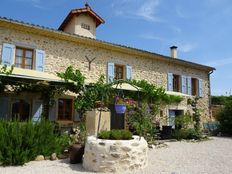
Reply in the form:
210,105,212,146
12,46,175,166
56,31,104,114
0,4,215,128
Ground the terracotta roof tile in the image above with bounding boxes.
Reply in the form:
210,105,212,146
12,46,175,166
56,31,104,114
58,4,105,31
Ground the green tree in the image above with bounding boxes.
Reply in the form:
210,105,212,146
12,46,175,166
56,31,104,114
217,98,232,135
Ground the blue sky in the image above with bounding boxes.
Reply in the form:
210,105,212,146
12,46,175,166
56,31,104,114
0,0,232,96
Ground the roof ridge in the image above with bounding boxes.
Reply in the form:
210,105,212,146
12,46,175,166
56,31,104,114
0,16,215,71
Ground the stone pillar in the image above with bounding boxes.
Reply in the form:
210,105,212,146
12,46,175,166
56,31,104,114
85,110,111,136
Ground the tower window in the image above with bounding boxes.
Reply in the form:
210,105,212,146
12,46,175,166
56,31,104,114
81,23,90,30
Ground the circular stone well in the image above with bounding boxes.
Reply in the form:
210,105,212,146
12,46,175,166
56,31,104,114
83,135,148,173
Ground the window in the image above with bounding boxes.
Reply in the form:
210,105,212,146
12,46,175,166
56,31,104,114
191,78,198,96
107,63,132,82
168,73,203,96
114,64,124,80
58,99,73,120
12,99,30,121
81,23,90,30
15,47,33,69
173,74,181,92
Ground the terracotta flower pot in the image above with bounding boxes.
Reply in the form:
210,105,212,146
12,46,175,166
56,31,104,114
69,144,85,164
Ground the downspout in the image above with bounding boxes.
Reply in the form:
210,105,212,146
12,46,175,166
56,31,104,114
208,70,214,120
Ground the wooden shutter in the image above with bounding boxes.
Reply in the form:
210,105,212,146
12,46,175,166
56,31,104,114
32,100,43,123
126,65,132,80
0,97,9,119
49,99,57,121
187,76,192,95
181,75,187,94
35,49,45,72
167,73,173,91
73,110,80,122
198,79,203,97
107,62,114,83
1,43,15,66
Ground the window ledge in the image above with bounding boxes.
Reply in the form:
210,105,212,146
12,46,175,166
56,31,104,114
56,120,73,124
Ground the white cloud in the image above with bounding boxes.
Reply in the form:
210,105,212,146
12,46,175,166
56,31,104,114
205,58,232,67
139,33,166,42
136,0,161,22
15,0,44,9
178,43,195,53
111,0,162,22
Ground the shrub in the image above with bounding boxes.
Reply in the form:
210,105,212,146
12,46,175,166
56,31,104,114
0,119,69,166
217,98,232,135
98,130,111,139
211,96,227,105
129,106,153,138
172,128,202,140
175,113,193,129
120,129,133,140
98,130,133,140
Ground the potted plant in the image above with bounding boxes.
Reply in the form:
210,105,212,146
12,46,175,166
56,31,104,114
69,123,86,164
114,97,136,114
114,97,127,114
81,76,113,136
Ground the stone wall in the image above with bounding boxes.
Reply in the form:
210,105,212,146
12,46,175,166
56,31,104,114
83,135,148,173
0,26,211,123
63,14,96,39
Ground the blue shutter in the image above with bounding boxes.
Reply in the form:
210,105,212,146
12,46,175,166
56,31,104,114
198,79,203,97
49,99,57,121
36,49,45,72
32,100,43,123
181,75,187,94
167,73,173,91
1,43,15,66
73,110,80,122
187,76,192,95
126,65,132,80
107,62,114,83
0,97,10,119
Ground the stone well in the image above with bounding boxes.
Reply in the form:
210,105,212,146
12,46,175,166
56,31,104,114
83,135,148,173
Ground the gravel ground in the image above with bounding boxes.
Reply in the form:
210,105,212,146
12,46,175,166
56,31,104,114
1,137,232,174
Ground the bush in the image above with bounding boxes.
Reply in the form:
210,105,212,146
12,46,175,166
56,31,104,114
211,96,227,105
129,106,153,138
98,130,133,140
175,113,193,129
172,128,201,140
98,130,111,139
217,99,232,135
0,119,69,166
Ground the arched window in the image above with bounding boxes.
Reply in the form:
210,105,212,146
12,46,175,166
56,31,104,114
12,100,30,121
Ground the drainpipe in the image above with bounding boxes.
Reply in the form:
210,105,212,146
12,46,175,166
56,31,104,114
208,70,214,119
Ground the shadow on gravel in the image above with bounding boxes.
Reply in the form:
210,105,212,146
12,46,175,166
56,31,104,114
57,158,93,173
210,136,232,140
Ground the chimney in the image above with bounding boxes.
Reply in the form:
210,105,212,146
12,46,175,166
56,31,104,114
85,3,90,9
170,46,178,58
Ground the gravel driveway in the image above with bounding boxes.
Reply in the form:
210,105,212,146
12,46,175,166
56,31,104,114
1,137,232,174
